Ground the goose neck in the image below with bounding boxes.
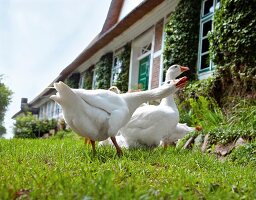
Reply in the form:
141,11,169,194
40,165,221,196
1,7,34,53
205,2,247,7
121,83,176,116
160,95,177,109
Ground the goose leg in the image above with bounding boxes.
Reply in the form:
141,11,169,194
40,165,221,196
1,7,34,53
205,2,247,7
110,137,123,157
163,141,175,149
163,142,168,150
90,140,96,155
84,137,90,145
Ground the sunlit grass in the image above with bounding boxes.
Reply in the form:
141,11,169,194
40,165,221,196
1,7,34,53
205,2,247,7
0,138,255,199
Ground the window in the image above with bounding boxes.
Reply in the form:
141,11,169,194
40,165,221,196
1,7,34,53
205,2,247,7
39,104,47,120
111,55,122,85
141,43,152,55
198,0,220,73
79,73,85,89
203,0,214,16
54,102,62,118
47,102,52,118
92,69,97,89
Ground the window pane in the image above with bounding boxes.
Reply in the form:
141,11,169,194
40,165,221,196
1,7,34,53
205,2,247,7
216,0,220,9
203,20,212,37
111,55,122,85
114,57,118,66
201,38,209,53
203,0,214,16
200,54,210,70
141,43,152,55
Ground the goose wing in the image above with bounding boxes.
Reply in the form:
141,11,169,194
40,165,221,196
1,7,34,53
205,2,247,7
120,105,179,145
73,89,130,136
73,89,126,113
126,105,174,129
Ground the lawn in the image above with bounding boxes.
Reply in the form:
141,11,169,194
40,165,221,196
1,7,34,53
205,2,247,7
0,138,255,200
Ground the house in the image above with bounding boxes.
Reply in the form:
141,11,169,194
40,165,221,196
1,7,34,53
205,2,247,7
12,0,220,120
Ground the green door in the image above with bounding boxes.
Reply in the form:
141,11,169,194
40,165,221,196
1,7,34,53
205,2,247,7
138,55,150,90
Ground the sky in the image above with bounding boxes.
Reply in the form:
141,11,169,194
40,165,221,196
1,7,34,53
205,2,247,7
0,0,112,138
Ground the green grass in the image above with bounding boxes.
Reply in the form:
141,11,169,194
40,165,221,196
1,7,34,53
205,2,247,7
0,138,256,200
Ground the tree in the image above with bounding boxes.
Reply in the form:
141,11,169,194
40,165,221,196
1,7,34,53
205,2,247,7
0,75,13,137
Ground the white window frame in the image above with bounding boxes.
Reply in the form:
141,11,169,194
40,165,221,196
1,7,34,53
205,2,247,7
198,0,220,74
111,50,123,86
92,69,97,89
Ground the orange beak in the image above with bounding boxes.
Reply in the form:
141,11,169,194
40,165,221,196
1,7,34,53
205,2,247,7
176,76,188,87
180,66,189,72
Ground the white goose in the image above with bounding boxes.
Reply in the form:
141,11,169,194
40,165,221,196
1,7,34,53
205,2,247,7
50,77,187,156
118,64,196,148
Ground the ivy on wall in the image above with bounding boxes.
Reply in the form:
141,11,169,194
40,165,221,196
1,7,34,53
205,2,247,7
208,0,256,96
163,0,201,80
113,43,131,92
94,52,113,89
83,66,94,89
65,73,80,88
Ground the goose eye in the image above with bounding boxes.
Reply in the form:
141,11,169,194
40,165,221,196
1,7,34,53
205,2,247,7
167,80,171,84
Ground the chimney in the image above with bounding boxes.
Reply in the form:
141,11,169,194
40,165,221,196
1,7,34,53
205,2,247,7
21,98,29,111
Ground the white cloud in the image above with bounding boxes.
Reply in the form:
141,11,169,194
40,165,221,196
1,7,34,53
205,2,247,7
0,0,112,138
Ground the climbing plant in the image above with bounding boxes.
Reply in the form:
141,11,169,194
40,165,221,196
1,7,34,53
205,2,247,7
163,0,201,80
94,52,113,89
94,53,113,89
208,0,256,96
83,66,94,89
113,44,131,92
65,73,80,88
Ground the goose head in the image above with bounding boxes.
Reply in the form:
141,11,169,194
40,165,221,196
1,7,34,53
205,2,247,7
50,81,77,106
109,86,121,94
165,64,189,82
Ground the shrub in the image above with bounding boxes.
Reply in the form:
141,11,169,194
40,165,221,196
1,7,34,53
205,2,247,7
206,126,255,145
229,142,256,165
227,99,256,131
200,100,256,144
52,129,81,140
13,113,57,138
178,95,224,131
178,78,215,100
177,79,224,130
208,0,256,96
13,113,38,138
